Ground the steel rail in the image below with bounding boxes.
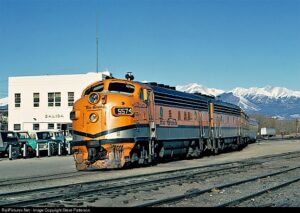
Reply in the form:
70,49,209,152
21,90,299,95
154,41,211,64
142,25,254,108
1,150,299,188
0,163,253,207
132,166,300,207
215,177,300,207
1,151,300,207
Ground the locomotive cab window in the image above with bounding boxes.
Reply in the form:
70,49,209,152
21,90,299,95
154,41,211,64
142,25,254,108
108,83,134,94
139,89,148,102
139,89,144,101
144,89,149,102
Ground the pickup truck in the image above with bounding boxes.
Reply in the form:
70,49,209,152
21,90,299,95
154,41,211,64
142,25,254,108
0,131,21,159
15,131,39,157
29,131,60,156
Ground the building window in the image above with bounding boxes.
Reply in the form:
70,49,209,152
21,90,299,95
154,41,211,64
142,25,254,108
48,93,54,107
15,93,21,107
33,93,40,107
14,124,21,131
48,92,61,107
57,123,61,130
68,92,74,107
48,123,54,129
188,112,191,120
178,111,181,120
33,124,39,130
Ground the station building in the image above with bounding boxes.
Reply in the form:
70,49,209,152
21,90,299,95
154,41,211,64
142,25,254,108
8,72,111,131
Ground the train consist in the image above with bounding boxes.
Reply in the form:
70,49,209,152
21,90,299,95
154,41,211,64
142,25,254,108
70,73,258,170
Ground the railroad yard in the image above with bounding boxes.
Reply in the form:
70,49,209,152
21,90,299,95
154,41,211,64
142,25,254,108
0,139,300,208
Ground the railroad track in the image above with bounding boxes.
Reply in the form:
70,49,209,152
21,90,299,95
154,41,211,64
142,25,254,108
134,166,300,207
1,150,299,188
1,151,300,207
258,137,300,142
215,176,300,207
0,171,88,187
0,162,254,206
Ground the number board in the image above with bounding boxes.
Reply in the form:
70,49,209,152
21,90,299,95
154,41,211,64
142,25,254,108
114,107,133,116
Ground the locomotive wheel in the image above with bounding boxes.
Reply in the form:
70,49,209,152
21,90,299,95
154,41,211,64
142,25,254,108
214,147,219,155
213,139,219,155
75,162,88,171
74,151,88,171
158,146,164,158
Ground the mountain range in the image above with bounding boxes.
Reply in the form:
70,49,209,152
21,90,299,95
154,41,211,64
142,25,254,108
0,97,8,110
1,84,299,118
176,83,300,119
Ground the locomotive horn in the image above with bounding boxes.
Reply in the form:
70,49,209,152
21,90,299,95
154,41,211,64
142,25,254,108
125,72,134,81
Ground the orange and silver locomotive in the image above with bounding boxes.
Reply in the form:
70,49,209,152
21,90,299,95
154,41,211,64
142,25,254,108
70,73,255,170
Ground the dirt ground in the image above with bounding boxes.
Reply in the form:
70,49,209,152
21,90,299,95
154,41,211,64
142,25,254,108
1,139,300,181
1,139,300,207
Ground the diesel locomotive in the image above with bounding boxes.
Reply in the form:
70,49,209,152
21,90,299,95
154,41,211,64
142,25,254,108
70,73,257,171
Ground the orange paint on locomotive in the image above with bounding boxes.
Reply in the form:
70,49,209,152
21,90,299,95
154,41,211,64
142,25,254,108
70,76,254,171
71,79,153,170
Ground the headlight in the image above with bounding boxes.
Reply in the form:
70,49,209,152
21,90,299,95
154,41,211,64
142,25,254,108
89,113,98,123
89,93,99,104
70,111,80,120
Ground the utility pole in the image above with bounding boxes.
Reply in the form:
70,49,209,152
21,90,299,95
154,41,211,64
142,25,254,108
296,119,299,136
96,14,99,73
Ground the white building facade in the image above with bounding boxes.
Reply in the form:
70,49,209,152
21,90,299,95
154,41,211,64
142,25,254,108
8,72,110,131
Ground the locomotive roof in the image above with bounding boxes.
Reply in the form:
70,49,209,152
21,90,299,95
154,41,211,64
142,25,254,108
142,82,241,113
99,78,242,114
146,83,240,109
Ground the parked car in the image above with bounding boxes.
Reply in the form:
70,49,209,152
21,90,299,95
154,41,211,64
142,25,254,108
15,131,38,157
64,130,73,153
28,131,60,156
48,130,65,143
0,131,21,159
48,129,72,153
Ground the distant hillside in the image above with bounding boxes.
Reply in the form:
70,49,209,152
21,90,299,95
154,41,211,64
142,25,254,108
176,84,300,119
0,97,8,110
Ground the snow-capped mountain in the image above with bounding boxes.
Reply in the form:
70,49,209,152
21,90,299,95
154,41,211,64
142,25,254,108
176,83,224,97
176,83,300,119
0,97,8,110
231,86,300,99
0,97,8,106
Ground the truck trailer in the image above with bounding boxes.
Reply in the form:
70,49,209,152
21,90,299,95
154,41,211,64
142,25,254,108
260,127,276,138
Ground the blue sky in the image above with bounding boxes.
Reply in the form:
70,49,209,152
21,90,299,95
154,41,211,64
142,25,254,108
0,0,299,98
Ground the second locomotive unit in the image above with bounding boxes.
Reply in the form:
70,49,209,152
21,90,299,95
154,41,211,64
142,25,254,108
70,73,256,170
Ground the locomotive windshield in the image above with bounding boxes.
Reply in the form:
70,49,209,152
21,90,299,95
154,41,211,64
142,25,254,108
84,84,104,96
108,83,135,94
